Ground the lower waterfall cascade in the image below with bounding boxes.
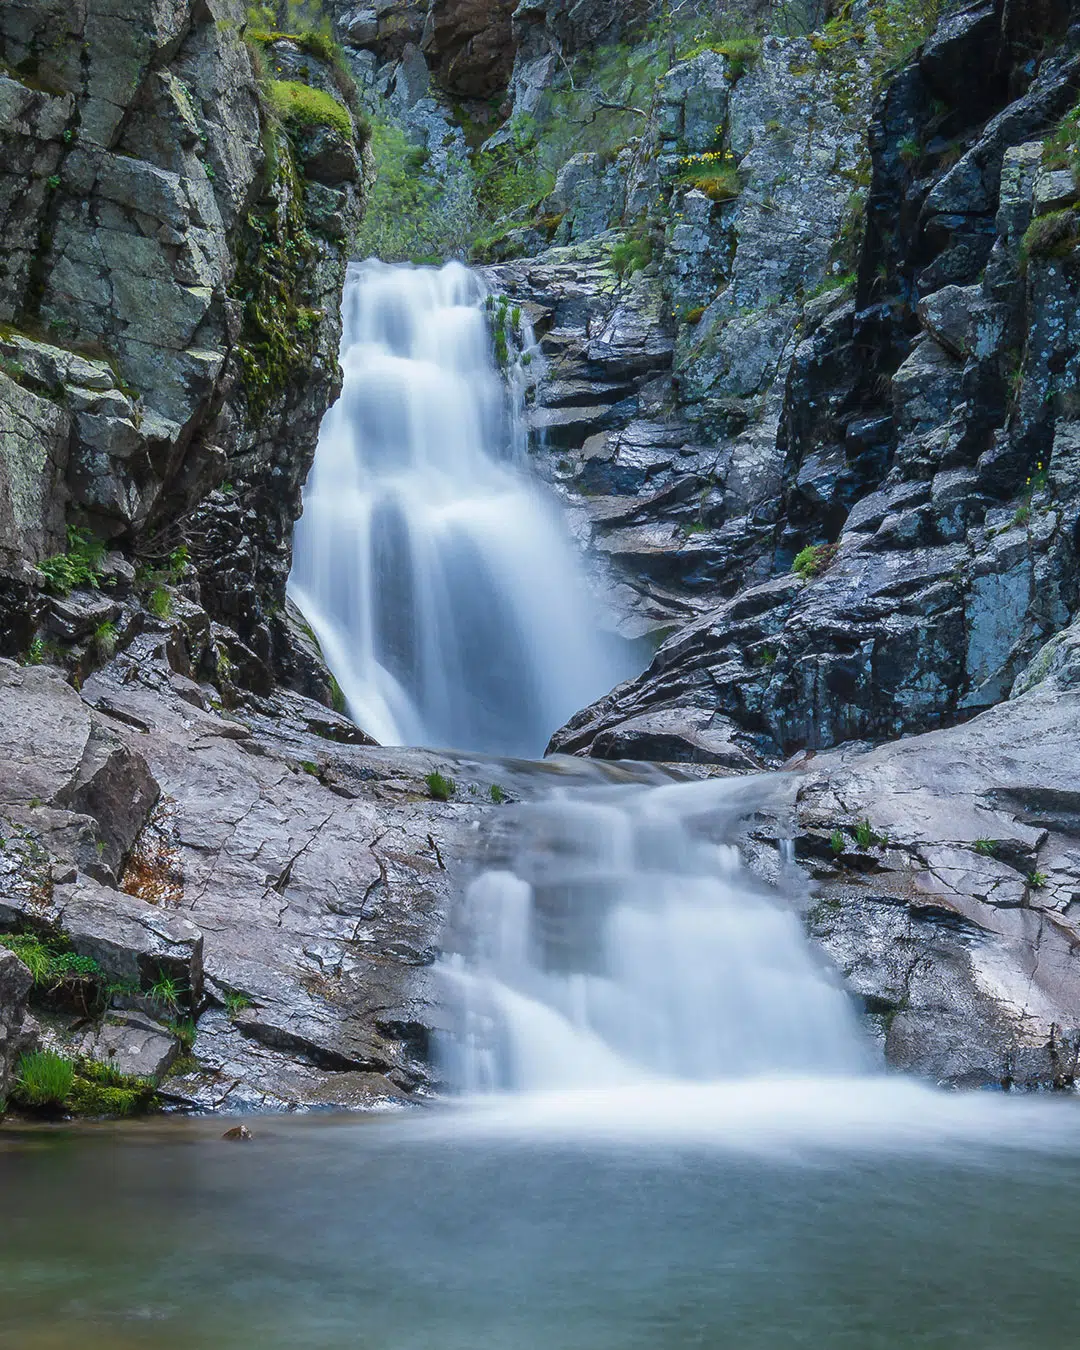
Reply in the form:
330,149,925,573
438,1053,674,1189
437,776,870,1095
288,260,626,757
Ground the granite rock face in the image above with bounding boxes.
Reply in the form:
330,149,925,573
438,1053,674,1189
0,0,366,691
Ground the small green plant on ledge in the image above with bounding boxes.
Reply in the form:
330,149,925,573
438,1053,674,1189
829,829,846,856
973,838,998,857
8,1050,156,1117
36,526,106,595
854,819,876,850
489,784,507,805
610,229,653,280
1028,870,1049,889
792,543,838,580
677,152,741,203
225,991,254,1018
425,770,456,802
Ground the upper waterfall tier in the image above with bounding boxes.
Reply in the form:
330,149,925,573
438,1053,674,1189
289,260,626,756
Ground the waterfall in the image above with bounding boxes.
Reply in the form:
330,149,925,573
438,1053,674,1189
438,776,868,1094
288,260,624,756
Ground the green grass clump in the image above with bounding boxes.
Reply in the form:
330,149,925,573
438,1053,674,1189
225,992,254,1018
0,932,104,996
829,829,846,856
12,1051,74,1107
36,526,105,596
610,232,653,279
266,80,352,141
1028,870,1049,889
489,784,507,805
1020,210,1079,268
793,543,838,580
855,819,876,850
973,838,998,856
425,770,456,802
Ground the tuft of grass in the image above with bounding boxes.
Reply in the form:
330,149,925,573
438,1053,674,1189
792,543,839,580
489,784,507,805
829,829,846,857
898,135,921,166
92,620,118,660
425,770,456,802
13,1051,75,1107
266,79,352,142
148,971,185,1011
0,932,104,999
1028,870,1048,889
165,1018,197,1052
854,819,876,850
973,838,998,857
610,232,653,279
677,157,741,202
225,991,254,1018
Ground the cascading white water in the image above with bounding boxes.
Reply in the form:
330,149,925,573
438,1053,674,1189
438,776,868,1094
288,260,624,756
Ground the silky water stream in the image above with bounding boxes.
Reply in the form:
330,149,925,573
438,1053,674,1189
4,265,1080,1350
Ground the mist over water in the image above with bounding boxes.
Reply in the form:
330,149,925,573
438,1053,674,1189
288,260,625,756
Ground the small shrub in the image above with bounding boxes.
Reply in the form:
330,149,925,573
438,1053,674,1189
37,526,106,596
792,543,839,580
265,79,352,141
829,829,846,856
13,1050,75,1107
22,636,45,666
425,770,456,801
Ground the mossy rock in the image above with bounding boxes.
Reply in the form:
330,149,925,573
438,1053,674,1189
266,80,352,142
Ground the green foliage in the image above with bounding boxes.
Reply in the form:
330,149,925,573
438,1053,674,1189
266,79,352,141
66,1058,157,1116
148,586,172,619
898,135,921,166
425,770,456,802
1043,100,1080,184
354,119,474,263
92,620,118,660
610,227,653,279
1028,870,1049,889
329,674,347,715
12,1051,74,1107
829,829,846,856
148,971,185,1011
36,526,106,596
974,838,998,857
855,819,876,850
792,543,838,579
0,932,104,996
676,151,741,202
22,636,45,666
489,784,507,805
230,131,321,412
165,1017,197,1052
1020,210,1080,268
225,991,254,1018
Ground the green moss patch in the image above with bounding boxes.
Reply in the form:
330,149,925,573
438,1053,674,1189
266,79,352,141
1020,210,1080,267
